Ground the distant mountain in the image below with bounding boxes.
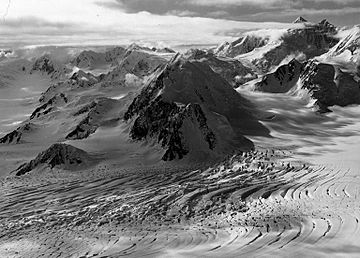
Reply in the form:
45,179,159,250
184,48,257,87
31,55,70,80
71,46,126,69
215,35,269,59
101,44,171,83
153,47,176,53
293,16,308,24
215,19,338,73
0,49,12,62
71,50,108,69
69,70,99,87
124,54,269,161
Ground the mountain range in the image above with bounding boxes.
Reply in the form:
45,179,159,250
1,17,360,175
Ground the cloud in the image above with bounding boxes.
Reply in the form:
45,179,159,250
100,0,360,25
247,7,360,20
207,11,230,18
0,17,72,30
0,0,297,49
187,0,359,7
1,0,358,49
187,0,291,8
166,10,198,17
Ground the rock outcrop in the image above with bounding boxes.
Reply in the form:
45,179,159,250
31,55,69,79
66,98,120,140
0,123,36,144
30,93,68,120
14,143,94,176
69,70,99,87
293,16,308,24
255,59,303,93
300,61,360,112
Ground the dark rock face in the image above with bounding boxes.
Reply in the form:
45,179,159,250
69,70,99,88
73,101,97,116
14,143,93,176
191,104,216,150
124,63,191,160
104,46,126,63
66,98,119,140
66,115,99,140
127,97,217,161
0,130,22,144
124,66,168,121
0,123,34,144
318,19,337,33
294,16,308,23
31,55,67,79
32,56,54,74
130,98,189,161
72,50,102,68
300,61,360,112
30,93,68,120
255,59,303,93
154,47,176,53
185,49,257,87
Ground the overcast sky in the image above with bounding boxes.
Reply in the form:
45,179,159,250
0,0,359,48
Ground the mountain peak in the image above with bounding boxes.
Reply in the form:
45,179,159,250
294,16,308,23
14,143,94,176
319,19,334,28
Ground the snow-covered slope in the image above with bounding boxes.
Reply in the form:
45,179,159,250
215,34,269,59
216,19,338,73
319,25,360,68
71,46,126,69
184,49,257,87
101,45,171,84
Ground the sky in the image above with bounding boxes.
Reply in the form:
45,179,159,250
0,0,359,49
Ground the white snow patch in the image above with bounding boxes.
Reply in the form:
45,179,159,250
111,94,126,100
125,73,143,87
